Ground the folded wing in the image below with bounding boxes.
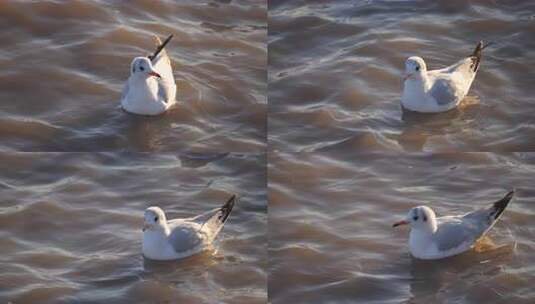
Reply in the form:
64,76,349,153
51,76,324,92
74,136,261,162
434,218,478,252
168,225,203,254
192,195,236,243
150,35,176,104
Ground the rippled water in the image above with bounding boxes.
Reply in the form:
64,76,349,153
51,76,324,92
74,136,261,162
0,0,266,152
0,153,267,303
269,151,535,303
3,0,535,303
269,0,535,152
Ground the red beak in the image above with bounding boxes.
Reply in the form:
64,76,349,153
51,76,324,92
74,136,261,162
149,71,161,78
393,220,408,228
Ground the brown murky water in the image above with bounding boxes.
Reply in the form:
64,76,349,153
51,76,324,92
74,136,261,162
0,153,267,303
0,0,266,152
269,0,535,152
269,151,535,303
2,0,535,303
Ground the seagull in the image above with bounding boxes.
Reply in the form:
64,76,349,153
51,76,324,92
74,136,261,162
393,190,514,260
401,41,491,113
142,195,236,261
121,34,177,115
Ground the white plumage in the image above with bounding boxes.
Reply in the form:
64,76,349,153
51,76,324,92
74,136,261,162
121,35,177,115
142,195,236,261
393,190,514,260
401,41,488,113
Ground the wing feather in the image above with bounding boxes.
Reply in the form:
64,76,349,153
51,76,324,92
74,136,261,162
151,35,176,104
168,225,203,254
429,78,457,105
434,219,477,251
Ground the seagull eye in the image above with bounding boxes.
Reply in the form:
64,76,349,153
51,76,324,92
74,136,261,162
413,216,419,221
140,66,145,71
415,66,420,71
154,216,158,222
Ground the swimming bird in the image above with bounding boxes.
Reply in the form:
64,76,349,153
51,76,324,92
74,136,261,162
401,41,491,113
121,34,177,115
142,195,236,260
393,190,514,260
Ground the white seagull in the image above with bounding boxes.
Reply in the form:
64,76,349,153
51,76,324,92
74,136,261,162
142,195,236,261
393,190,514,260
401,41,491,113
121,34,177,115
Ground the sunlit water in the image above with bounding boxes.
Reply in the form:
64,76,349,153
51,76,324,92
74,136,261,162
269,0,535,152
0,0,266,152
0,153,267,303
269,152,535,303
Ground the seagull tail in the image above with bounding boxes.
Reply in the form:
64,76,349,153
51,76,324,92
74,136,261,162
148,34,174,62
217,195,236,225
470,40,492,73
196,195,236,237
490,189,514,220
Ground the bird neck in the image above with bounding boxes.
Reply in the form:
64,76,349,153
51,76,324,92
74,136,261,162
409,228,434,257
428,219,438,233
152,223,170,236
419,72,435,92
411,221,437,237
161,224,171,236
409,226,434,246
402,74,433,110
412,73,431,91
129,74,159,100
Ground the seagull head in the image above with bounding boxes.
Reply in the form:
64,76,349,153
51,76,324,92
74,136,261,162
403,56,426,82
393,205,437,233
130,57,161,79
143,206,167,232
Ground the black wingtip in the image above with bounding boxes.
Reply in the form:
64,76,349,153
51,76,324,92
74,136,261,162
218,195,236,224
470,41,484,72
474,41,484,53
492,190,515,220
161,34,174,47
469,40,494,73
148,34,174,62
481,41,494,51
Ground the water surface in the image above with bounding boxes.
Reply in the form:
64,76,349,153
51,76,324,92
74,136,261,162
0,152,267,303
269,151,535,303
0,0,266,152
269,0,535,152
